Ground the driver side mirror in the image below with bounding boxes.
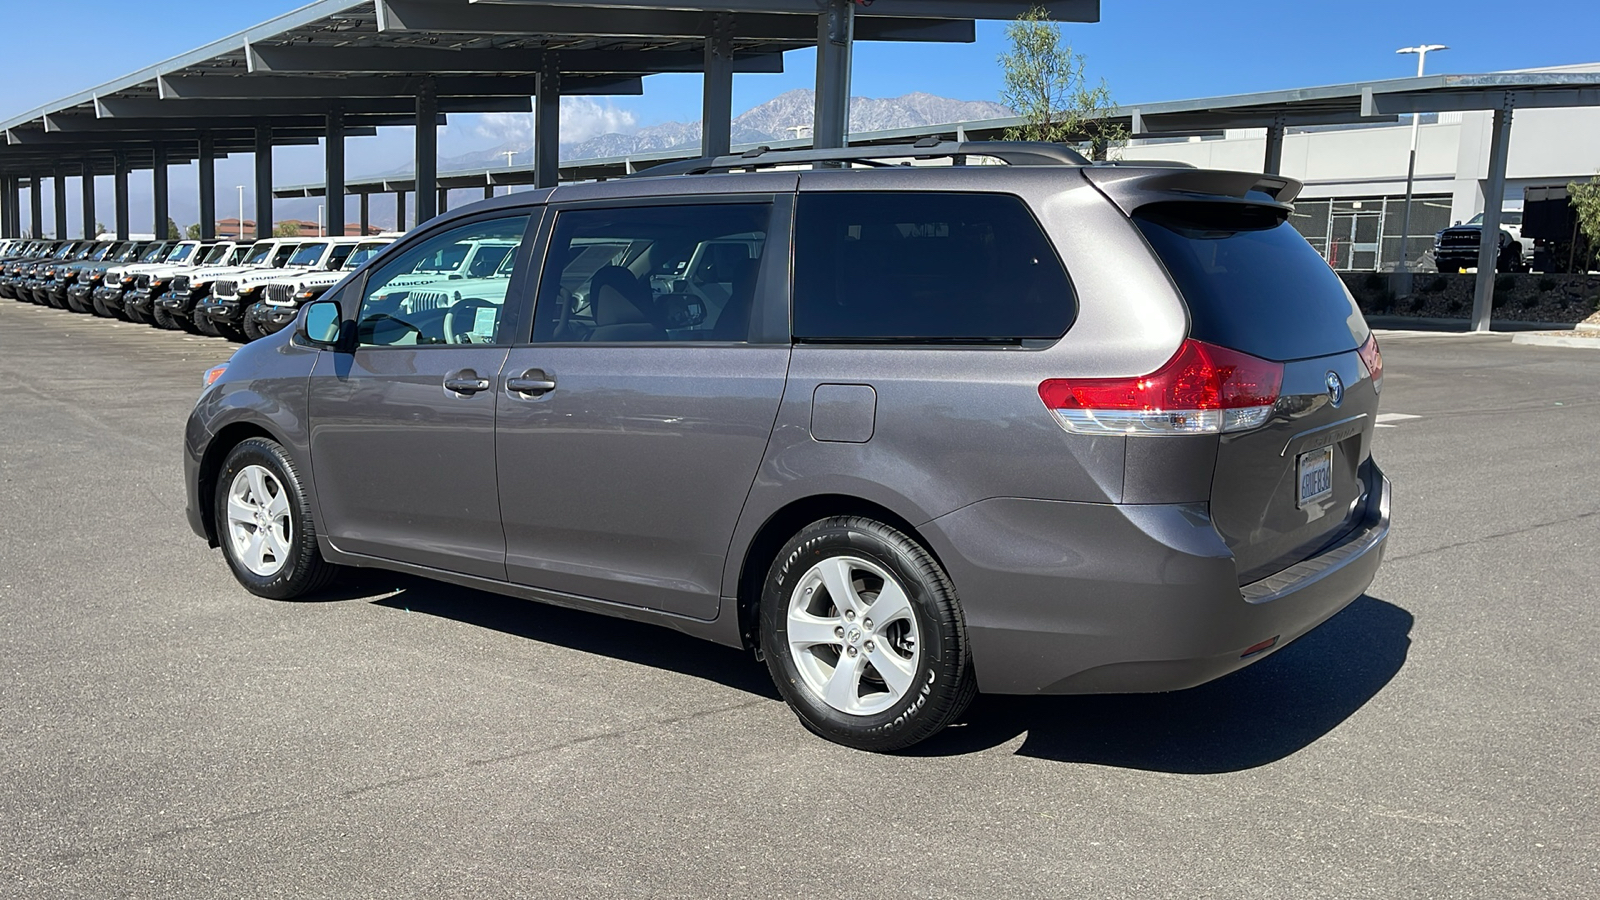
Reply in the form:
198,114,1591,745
297,299,345,350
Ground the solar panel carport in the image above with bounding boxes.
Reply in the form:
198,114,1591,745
0,0,1097,242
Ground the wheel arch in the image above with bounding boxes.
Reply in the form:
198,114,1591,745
732,493,946,655
196,421,283,546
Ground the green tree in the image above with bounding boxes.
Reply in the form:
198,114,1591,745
1569,173,1600,271
273,222,301,238
165,217,181,239
185,223,202,240
94,221,107,237
998,6,1127,157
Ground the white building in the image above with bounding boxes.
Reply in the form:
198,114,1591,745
1115,64,1600,271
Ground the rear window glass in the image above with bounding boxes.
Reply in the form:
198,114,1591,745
1134,203,1368,362
793,192,1074,343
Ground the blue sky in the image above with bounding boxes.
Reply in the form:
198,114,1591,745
2,0,1598,230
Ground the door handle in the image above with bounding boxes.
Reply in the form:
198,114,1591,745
444,370,491,395
506,369,557,396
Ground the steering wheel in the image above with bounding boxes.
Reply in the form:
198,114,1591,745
443,297,497,344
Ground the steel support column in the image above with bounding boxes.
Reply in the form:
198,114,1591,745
702,12,734,158
0,177,11,239
6,178,17,239
536,57,561,188
415,78,438,223
113,154,129,240
30,177,43,240
396,191,407,232
482,184,494,200
359,192,370,235
152,143,170,239
255,127,274,239
81,163,96,239
198,133,216,240
1470,102,1515,333
1263,116,1286,176
813,0,854,151
325,106,346,237
53,170,68,239
438,187,449,214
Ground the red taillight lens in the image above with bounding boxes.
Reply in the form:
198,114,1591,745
1357,333,1383,394
1039,339,1284,435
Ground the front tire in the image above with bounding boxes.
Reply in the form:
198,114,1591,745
242,305,268,341
214,438,339,600
151,303,182,330
760,516,977,752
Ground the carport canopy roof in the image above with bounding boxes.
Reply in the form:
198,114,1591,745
0,0,1099,177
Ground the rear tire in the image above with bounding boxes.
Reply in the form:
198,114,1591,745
760,516,977,752
214,438,339,600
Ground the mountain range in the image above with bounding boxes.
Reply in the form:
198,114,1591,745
435,89,1014,172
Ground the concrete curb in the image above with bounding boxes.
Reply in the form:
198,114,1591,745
1365,315,1585,332
1511,332,1600,349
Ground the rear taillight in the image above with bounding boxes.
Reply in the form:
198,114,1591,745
1357,333,1383,394
1039,339,1284,436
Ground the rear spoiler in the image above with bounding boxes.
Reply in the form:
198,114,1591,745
1082,166,1303,217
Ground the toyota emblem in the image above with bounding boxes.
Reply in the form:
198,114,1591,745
1325,371,1345,407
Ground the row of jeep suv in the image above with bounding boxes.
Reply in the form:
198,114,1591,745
4,233,398,342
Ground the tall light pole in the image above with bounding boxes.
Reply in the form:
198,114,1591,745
235,185,245,241
318,203,325,237
1395,44,1447,274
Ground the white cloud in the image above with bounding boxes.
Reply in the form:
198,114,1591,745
471,98,638,147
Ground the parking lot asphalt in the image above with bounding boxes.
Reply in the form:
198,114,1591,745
2,302,1596,899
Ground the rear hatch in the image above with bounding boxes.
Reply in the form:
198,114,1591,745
1087,168,1380,583
1137,200,1378,582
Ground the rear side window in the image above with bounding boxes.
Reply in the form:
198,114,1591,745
793,192,1074,343
1134,203,1368,362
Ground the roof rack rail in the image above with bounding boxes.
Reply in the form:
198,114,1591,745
630,139,1094,178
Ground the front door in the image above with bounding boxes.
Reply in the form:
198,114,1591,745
495,199,789,620
307,213,536,579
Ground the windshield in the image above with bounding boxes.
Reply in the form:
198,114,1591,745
412,243,472,273
116,244,144,261
271,244,299,267
1466,211,1523,227
243,243,274,265
138,244,168,263
166,244,195,264
345,242,389,269
200,245,231,265
287,243,329,268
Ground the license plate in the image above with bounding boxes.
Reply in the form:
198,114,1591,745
1297,446,1334,508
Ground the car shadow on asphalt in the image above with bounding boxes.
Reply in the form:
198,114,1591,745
353,572,783,700
914,594,1414,772
345,574,1409,772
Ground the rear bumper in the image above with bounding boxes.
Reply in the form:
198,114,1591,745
924,462,1391,695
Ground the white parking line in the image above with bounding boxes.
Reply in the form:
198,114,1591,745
1376,413,1421,429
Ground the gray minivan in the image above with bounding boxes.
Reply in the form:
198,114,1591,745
185,142,1390,751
